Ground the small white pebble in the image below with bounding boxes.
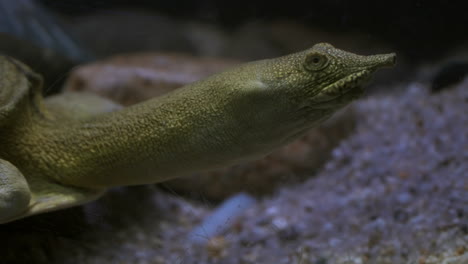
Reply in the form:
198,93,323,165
272,217,288,229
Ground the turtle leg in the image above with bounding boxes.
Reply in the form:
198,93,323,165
0,159,31,223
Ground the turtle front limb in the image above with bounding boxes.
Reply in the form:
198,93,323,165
1,158,105,224
0,159,31,223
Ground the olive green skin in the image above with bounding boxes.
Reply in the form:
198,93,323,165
0,43,395,223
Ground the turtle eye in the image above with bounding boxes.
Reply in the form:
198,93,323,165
304,52,329,71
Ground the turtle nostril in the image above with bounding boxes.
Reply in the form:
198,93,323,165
363,53,397,69
390,53,397,65
384,53,397,67
373,53,397,68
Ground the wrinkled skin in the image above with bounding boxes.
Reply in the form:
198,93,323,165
0,43,395,223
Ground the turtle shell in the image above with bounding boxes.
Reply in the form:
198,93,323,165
0,55,43,127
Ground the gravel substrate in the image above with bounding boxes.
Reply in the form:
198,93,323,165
228,81,468,264
2,80,467,264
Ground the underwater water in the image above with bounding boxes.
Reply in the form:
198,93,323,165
0,1,467,263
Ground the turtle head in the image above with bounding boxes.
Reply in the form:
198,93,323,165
252,42,395,124
232,43,395,148
261,42,395,110
299,43,395,107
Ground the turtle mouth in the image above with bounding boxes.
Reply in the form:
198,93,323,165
309,69,372,108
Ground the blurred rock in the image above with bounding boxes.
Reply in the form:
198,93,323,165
64,53,357,200
65,53,238,105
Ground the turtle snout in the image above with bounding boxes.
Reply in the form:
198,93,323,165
383,53,397,67
363,53,397,70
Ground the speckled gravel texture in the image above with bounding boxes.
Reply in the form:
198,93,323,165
2,81,467,264
229,81,468,264
62,80,466,264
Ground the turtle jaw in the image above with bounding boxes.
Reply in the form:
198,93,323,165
307,69,373,109
308,52,396,109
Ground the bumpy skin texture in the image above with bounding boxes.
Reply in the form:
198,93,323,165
0,43,395,223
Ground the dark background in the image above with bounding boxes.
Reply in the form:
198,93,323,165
1,0,466,93
41,0,467,61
